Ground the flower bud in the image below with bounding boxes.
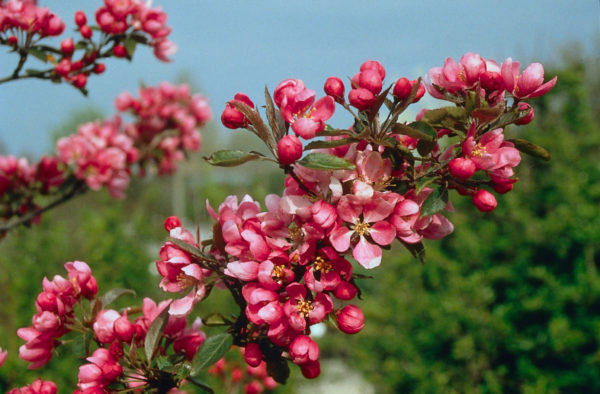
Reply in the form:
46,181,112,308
515,102,534,125
324,76,345,101
72,74,87,89
232,367,244,383
336,304,364,334
244,381,263,394
114,314,134,343
472,189,497,212
360,60,386,80
392,77,412,99
93,63,106,74
348,88,375,111
60,38,75,57
7,36,18,46
448,157,476,179
55,59,71,77
221,93,254,129
333,281,357,300
75,11,87,27
36,292,58,312
300,360,321,379
113,44,127,58
244,342,263,367
277,135,303,165
163,216,182,231
80,25,92,39
358,69,383,94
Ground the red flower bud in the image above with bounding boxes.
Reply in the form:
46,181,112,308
75,11,87,27
60,38,74,57
55,59,71,77
244,381,263,394
114,314,134,343
244,342,263,367
515,102,534,125
221,93,254,129
472,189,497,212
93,63,106,74
393,77,412,99
336,304,364,334
360,60,386,80
80,25,92,39
358,69,383,94
7,36,18,46
72,74,87,89
300,360,321,379
164,216,182,231
113,44,127,58
277,135,303,165
324,76,345,101
232,367,244,383
448,157,476,179
348,88,375,111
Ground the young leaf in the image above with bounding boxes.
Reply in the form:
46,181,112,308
392,123,435,142
27,47,48,63
204,150,264,167
144,302,171,362
296,152,356,170
228,101,275,151
508,138,551,161
72,331,93,358
422,106,467,124
304,137,358,150
472,106,504,124
124,37,137,57
100,288,136,308
420,185,448,217
264,86,284,140
25,69,45,76
191,333,233,376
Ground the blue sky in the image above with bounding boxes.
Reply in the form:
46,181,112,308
1,0,598,157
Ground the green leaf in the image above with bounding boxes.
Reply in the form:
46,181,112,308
392,123,436,142
264,86,285,140
156,355,174,370
72,331,93,358
144,302,171,362
203,313,232,326
25,69,45,76
304,137,358,150
100,288,135,308
508,138,551,161
191,333,233,376
420,186,448,217
124,37,137,57
266,356,290,384
27,47,48,63
204,150,264,167
296,152,356,170
320,126,354,137
422,106,467,124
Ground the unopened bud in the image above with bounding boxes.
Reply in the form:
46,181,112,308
277,135,303,165
472,189,497,212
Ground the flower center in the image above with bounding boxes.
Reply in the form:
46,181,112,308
289,226,304,243
271,265,286,281
296,299,314,318
352,218,370,236
313,256,332,274
176,272,197,289
471,143,487,158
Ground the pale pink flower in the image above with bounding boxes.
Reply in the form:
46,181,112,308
501,58,557,99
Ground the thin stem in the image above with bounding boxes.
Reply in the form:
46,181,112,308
187,377,215,393
0,181,87,233
284,166,316,198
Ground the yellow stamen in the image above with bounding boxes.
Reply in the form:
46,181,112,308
352,218,370,236
271,265,286,281
470,143,487,158
313,256,332,274
296,299,314,318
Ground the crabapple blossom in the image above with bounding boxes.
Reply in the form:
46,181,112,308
472,189,498,212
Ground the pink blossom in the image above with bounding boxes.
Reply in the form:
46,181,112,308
0,347,7,367
501,58,557,99
289,335,319,365
283,283,333,332
336,304,365,334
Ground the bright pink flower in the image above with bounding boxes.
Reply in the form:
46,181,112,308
462,125,521,173
273,78,306,107
515,102,534,125
448,157,476,179
501,58,557,99
153,39,177,62
288,335,319,365
283,283,333,332
360,60,386,80
93,309,120,344
348,88,375,111
8,378,58,394
243,283,283,326
173,318,206,360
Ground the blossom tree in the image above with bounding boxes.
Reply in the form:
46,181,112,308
0,1,559,392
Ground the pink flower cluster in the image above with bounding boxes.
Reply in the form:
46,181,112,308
77,298,206,392
57,118,137,199
7,378,58,394
0,0,65,38
18,261,97,369
209,348,279,393
116,82,212,174
426,52,557,102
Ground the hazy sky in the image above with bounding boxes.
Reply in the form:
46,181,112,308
1,0,598,157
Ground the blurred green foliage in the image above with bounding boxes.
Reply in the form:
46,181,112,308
1,52,598,392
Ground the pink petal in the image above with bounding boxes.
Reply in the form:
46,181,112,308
292,117,321,139
352,236,382,269
370,221,396,245
517,62,545,97
225,261,259,281
169,293,195,317
329,225,353,252
311,96,335,122
528,76,557,98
